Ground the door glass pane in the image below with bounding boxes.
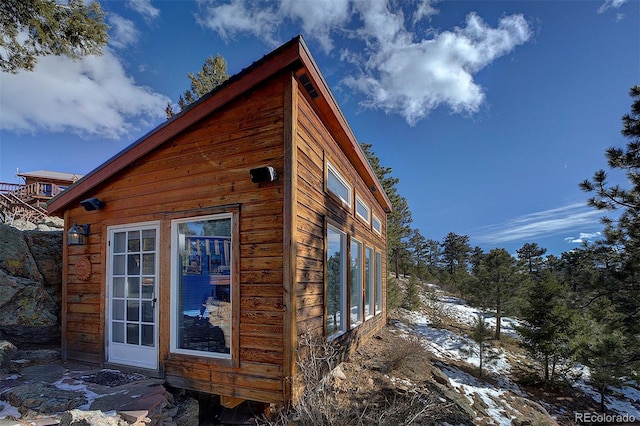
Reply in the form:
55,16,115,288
127,300,139,322
127,277,140,297
113,255,125,275
126,324,139,344
128,254,140,275
142,301,154,322
113,277,125,298
141,325,154,347
142,229,155,251
142,278,154,298
127,231,140,252
174,215,232,357
142,254,155,275
112,322,124,343
114,233,126,253
113,300,124,321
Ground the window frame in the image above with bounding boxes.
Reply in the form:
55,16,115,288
365,246,374,319
326,160,353,208
372,214,382,235
326,223,348,339
355,196,371,225
169,211,239,363
349,237,363,329
375,251,383,315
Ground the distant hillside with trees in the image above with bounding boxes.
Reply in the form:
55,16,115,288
363,86,640,410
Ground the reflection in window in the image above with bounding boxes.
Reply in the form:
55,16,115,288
327,226,346,336
173,214,232,357
375,251,382,314
365,246,374,318
350,238,362,328
327,161,352,207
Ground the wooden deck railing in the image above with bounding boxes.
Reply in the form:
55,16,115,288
0,182,64,199
0,182,22,193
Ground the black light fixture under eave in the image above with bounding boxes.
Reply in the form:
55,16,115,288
80,197,105,211
250,166,278,183
67,221,90,245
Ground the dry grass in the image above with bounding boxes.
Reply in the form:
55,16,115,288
258,329,473,426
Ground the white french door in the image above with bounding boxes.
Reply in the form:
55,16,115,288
107,223,159,369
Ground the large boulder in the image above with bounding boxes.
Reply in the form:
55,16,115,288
0,224,62,345
0,224,43,282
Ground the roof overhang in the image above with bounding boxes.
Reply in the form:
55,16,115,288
48,35,392,216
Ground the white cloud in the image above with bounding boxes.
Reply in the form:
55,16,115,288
0,49,170,139
195,0,531,126
196,0,351,52
598,0,628,13
473,203,603,244
344,10,532,125
127,0,160,22
413,0,439,23
279,0,351,52
564,232,602,244
195,0,282,46
108,14,140,49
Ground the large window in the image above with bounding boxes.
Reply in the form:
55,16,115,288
327,161,352,208
326,226,347,337
365,246,374,319
350,238,363,328
171,214,233,358
375,251,383,314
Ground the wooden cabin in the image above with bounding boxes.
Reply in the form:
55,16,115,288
48,35,391,407
16,170,83,205
1,170,82,223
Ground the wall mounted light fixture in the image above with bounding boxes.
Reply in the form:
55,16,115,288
67,221,90,245
80,197,105,211
250,166,278,183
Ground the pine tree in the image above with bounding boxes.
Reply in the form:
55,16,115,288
475,248,521,340
517,271,574,382
469,313,493,377
403,275,422,311
516,242,547,275
440,232,471,297
166,54,230,118
1,0,108,73
360,143,412,278
578,85,640,373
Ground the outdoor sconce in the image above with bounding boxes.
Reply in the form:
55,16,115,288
67,221,90,245
80,197,105,211
250,166,278,183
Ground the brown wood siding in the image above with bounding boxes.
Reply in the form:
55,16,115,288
293,88,388,343
63,73,289,403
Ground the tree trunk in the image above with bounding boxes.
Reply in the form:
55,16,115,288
550,354,558,382
600,383,607,413
394,250,400,279
495,295,502,340
544,354,549,382
479,342,484,377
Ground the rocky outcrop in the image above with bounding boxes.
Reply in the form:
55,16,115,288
0,224,62,345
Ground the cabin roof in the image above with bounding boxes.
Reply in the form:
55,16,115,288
48,35,392,216
17,170,83,182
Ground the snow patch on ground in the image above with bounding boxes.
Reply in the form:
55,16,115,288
407,285,640,422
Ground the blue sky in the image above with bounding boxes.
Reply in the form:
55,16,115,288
0,0,638,256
